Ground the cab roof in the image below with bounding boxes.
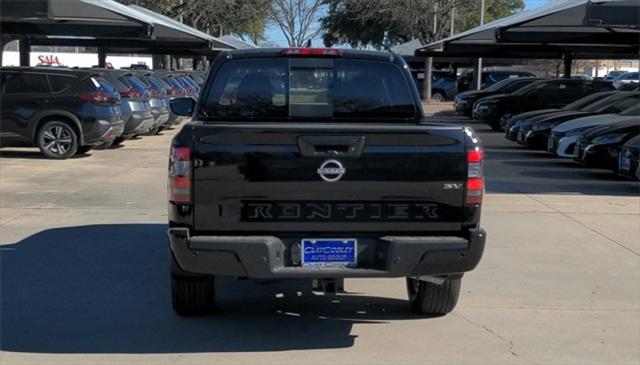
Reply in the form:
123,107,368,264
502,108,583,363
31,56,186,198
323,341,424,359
221,48,397,62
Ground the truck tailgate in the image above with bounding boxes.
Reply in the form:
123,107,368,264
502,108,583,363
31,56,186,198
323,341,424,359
191,123,467,233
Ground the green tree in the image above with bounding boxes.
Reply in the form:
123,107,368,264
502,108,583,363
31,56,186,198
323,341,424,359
455,0,525,34
118,0,177,14
321,0,524,49
118,0,271,45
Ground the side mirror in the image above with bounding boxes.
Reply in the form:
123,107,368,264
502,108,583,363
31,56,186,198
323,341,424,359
170,97,196,117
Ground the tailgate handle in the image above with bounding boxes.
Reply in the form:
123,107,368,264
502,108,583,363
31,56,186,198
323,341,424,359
297,136,366,157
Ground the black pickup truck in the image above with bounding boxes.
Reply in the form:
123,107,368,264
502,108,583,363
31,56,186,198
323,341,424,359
167,48,486,316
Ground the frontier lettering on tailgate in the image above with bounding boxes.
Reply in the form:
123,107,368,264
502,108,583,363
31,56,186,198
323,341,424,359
242,201,440,222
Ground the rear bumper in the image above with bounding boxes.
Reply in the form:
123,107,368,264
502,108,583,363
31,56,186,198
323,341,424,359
123,113,155,136
168,228,486,279
155,112,170,127
85,120,124,144
151,108,170,128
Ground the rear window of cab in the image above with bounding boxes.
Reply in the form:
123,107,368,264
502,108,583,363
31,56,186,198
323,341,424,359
203,58,418,120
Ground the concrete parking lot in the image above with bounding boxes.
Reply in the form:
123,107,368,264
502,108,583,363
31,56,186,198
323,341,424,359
1,108,639,365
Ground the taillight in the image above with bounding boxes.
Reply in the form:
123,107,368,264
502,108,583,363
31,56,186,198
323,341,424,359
168,146,191,203
281,48,342,57
120,88,143,99
166,87,182,95
466,149,484,204
79,91,112,102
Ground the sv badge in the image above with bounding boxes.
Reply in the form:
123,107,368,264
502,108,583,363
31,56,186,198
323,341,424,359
444,183,463,190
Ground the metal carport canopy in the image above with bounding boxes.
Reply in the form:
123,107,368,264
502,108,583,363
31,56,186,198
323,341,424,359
415,0,640,60
1,0,151,40
393,39,526,67
584,0,640,29
127,5,235,52
2,0,236,56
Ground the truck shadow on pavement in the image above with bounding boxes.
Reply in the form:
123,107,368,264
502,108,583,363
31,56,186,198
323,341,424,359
1,224,424,354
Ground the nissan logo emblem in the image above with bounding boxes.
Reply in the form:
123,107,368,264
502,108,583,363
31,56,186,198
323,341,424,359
317,159,345,182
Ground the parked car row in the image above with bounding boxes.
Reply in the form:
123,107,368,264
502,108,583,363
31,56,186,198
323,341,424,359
603,70,630,81
415,70,457,101
459,78,617,130
413,70,539,101
0,66,203,159
456,78,640,179
454,77,545,117
456,70,538,94
612,72,640,89
504,89,640,180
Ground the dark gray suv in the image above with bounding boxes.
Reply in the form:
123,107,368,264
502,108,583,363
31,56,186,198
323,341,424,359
0,67,123,158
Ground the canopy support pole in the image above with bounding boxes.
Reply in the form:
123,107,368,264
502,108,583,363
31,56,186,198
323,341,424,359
473,58,483,90
152,54,163,70
423,57,433,101
0,36,10,66
97,48,106,68
19,38,30,66
200,56,208,70
563,53,572,78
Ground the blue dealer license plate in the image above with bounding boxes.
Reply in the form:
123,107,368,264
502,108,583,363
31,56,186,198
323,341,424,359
301,239,357,266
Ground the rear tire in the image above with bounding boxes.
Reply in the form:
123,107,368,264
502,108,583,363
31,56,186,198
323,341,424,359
76,145,92,154
171,275,216,316
36,120,79,159
431,91,445,102
406,278,461,316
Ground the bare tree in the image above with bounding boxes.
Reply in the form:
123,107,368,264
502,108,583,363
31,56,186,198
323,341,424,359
269,0,325,47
